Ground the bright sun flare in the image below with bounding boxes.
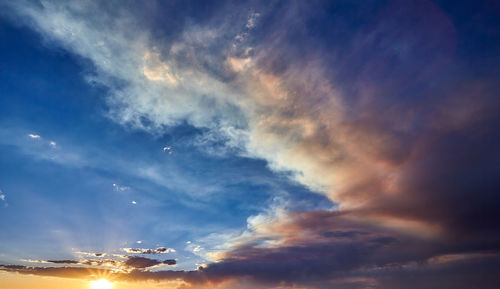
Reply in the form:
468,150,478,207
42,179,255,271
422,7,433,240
89,279,113,289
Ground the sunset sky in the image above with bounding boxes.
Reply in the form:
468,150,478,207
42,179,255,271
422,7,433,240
0,1,499,288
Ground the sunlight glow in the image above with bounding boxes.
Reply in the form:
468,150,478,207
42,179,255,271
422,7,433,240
89,279,113,289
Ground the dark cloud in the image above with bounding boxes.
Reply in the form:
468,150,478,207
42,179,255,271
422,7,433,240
123,247,174,254
0,264,199,283
322,230,369,239
124,256,176,269
370,255,500,289
12,256,177,271
0,265,114,279
46,260,79,264
79,259,121,267
3,245,500,289
187,209,500,288
5,209,498,288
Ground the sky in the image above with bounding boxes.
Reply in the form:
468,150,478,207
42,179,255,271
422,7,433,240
0,0,499,288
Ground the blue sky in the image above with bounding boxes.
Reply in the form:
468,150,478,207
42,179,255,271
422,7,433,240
0,14,332,269
0,1,499,289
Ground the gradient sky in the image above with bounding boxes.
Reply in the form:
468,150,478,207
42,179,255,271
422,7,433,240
0,1,499,289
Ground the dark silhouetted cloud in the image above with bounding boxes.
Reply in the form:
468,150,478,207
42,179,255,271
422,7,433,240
125,256,176,269
123,247,175,254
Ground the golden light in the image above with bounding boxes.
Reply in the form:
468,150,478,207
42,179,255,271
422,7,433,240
89,279,113,289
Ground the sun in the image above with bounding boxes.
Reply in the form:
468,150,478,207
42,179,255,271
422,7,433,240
89,279,114,289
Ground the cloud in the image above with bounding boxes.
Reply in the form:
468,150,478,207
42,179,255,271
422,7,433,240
125,256,176,269
0,265,114,279
0,189,7,207
19,255,177,270
112,183,130,191
4,248,500,289
46,260,80,264
245,12,260,29
26,133,57,148
0,264,200,285
3,0,500,288
123,247,176,254
191,209,500,285
8,207,489,287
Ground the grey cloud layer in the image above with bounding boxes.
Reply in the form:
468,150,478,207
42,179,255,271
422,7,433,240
20,256,176,269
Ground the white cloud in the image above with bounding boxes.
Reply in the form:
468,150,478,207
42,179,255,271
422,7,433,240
187,197,291,262
112,183,130,191
0,189,7,207
6,1,376,211
28,133,41,139
49,141,57,147
246,12,260,29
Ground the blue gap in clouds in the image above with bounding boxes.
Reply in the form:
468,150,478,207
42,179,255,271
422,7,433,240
0,18,107,130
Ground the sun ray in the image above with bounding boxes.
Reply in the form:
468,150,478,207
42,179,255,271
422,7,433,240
89,279,113,289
